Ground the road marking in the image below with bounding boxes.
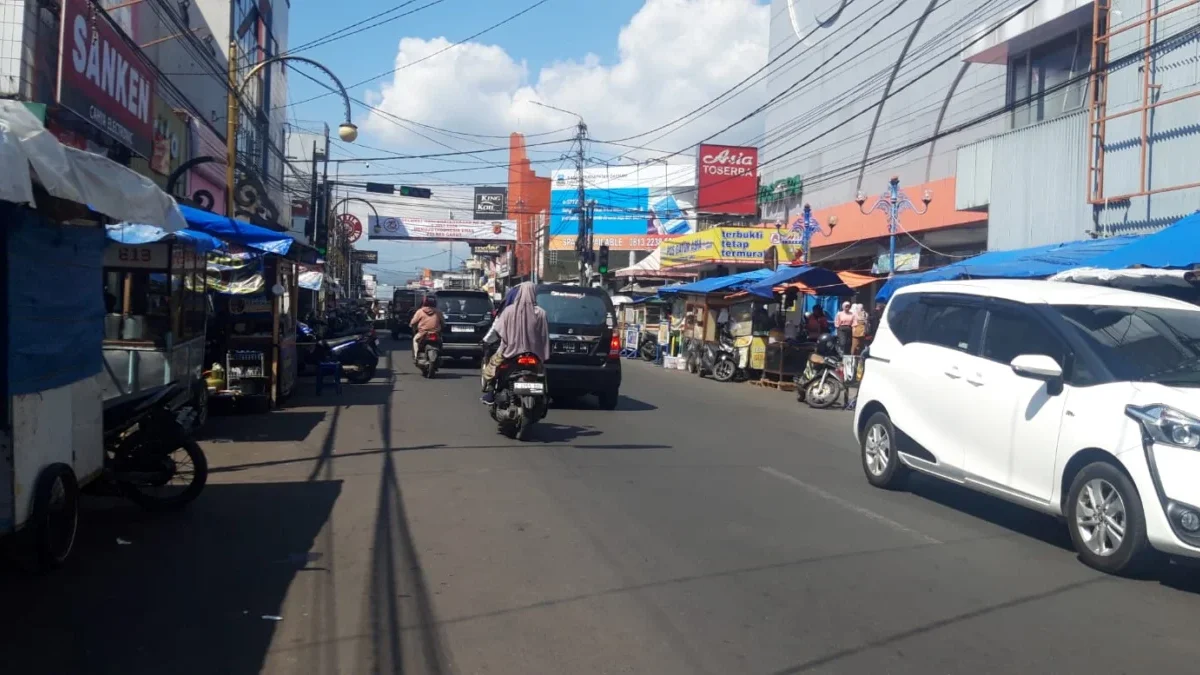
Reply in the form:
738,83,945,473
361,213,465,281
759,466,942,545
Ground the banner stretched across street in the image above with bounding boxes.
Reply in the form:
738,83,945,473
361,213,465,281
368,216,517,242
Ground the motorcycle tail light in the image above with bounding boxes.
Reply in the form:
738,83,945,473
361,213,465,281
608,334,621,358
517,355,539,366
428,334,439,341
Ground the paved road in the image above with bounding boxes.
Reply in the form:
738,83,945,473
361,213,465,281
3,336,1200,674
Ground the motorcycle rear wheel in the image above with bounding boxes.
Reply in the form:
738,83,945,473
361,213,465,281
347,361,377,384
121,438,208,511
712,359,736,382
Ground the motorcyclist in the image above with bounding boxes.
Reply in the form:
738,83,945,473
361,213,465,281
409,295,444,358
480,282,549,404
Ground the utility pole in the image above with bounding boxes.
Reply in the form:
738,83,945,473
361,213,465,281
571,119,592,285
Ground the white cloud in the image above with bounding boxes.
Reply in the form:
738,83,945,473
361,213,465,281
362,0,770,157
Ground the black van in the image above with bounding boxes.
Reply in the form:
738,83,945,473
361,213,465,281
435,290,494,361
536,284,621,409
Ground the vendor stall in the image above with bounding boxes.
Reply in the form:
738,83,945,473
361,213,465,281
100,224,224,426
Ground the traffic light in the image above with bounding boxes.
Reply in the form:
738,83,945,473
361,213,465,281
597,245,610,275
399,185,432,199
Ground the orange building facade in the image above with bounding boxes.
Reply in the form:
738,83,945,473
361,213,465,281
507,133,551,280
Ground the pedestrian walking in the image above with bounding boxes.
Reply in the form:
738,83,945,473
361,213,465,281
835,302,854,353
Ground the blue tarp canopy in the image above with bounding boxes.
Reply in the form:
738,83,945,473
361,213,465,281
876,235,1142,302
179,204,294,255
744,264,854,299
1083,212,1200,270
657,268,774,295
105,223,226,253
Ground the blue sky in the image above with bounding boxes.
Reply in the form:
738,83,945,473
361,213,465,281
279,0,770,285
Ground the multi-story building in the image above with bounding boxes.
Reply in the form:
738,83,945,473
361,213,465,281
761,0,1200,273
0,0,291,228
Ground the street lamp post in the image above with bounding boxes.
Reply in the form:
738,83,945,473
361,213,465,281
856,176,932,276
226,45,358,218
797,203,838,264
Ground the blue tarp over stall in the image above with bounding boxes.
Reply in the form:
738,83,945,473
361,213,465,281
744,264,854,299
657,268,774,295
875,235,1142,302
1083,212,1200,270
105,223,226,253
178,204,294,255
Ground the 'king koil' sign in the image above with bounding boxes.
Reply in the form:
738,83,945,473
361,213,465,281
57,0,157,158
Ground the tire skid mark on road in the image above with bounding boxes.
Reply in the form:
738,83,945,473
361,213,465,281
759,466,943,545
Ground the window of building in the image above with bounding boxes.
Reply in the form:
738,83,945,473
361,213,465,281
1007,25,1091,129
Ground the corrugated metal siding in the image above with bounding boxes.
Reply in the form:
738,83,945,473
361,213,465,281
955,137,994,210
987,111,1093,251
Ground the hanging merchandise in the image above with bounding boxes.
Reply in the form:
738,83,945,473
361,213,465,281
207,245,265,294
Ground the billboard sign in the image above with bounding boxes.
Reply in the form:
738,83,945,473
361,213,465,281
548,162,696,251
58,0,157,158
352,249,378,264
660,226,802,268
369,216,516,242
471,243,504,256
696,144,758,215
473,186,508,220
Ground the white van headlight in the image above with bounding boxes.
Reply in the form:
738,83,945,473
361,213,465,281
1126,404,1200,449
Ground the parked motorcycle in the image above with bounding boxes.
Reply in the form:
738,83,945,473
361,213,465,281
795,334,845,409
414,331,441,378
698,334,739,382
297,322,379,384
93,382,208,510
485,342,548,441
638,333,659,362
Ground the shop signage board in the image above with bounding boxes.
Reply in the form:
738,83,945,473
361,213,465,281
369,216,517,242
471,243,504,256
352,249,378,264
104,243,168,268
473,187,508,220
548,163,696,251
695,144,758,215
58,0,157,158
759,175,803,205
660,226,803,268
337,213,363,243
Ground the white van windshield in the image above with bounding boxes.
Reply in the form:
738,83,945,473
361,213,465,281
1054,304,1200,386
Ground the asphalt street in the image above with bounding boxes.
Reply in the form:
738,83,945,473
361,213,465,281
3,335,1200,674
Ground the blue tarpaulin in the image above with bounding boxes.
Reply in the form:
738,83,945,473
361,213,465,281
1083,212,1200,270
657,268,774,295
105,223,226,253
5,203,106,395
875,235,1142,302
744,264,854,299
178,204,294,255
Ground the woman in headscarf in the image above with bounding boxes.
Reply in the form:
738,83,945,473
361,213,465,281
481,282,549,404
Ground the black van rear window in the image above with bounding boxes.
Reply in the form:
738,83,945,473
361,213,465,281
437,293,492,315
537,289,610,326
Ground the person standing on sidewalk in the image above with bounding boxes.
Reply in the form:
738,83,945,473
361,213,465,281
835,302,855,354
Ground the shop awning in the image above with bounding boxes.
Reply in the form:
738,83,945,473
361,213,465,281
658,268,774,295
179,204,294,255
105,223,226,253
1080,212,1200,270
614,249,694,279
0,100,186,230
875,235,1142,302
744,265,854,298
774,270,878,294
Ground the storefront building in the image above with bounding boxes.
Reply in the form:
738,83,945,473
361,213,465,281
761,0,1200,263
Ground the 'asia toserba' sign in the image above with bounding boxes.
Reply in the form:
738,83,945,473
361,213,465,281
695,144,758,215
58,0,157,158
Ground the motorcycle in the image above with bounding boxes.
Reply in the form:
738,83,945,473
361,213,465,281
795,335,845,409
698,333,739,382
414,331,441,378
298,322,379,384
485,342,548,441
93,382,208,510
638,333,659,362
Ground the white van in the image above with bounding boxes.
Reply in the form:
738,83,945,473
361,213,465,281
854,279,1200,574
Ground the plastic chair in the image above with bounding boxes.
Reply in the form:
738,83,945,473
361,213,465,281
316,361,343,395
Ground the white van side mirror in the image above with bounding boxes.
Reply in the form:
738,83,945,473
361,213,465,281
1011,354,1064,395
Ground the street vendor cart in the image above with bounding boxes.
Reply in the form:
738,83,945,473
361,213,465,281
1,101,193,569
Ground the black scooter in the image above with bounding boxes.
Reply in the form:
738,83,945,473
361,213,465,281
298,322,379,384
698,333,739,382
483,339,548,441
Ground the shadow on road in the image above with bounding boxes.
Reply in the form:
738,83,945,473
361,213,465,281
198,410,327,443
353,349,453,673
0,480,342,675
552,394,658,412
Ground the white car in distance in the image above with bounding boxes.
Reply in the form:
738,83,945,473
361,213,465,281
854,279,1200,575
